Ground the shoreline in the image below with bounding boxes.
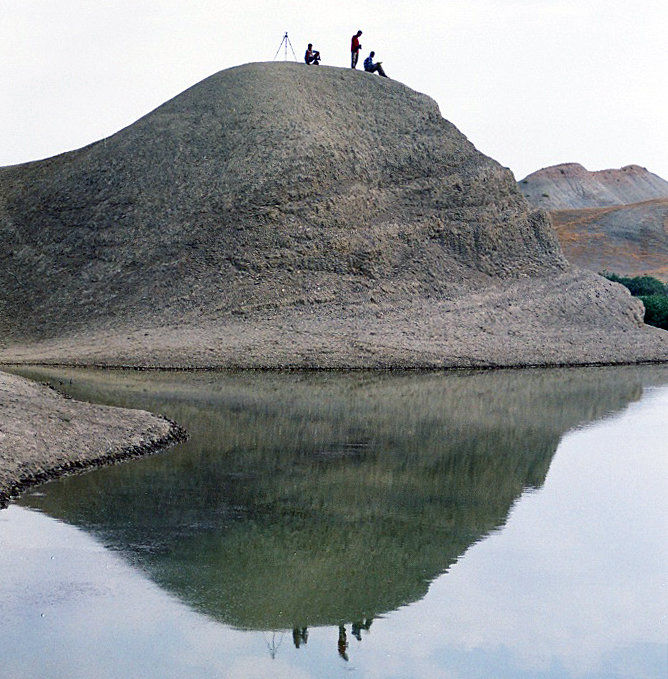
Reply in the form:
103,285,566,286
2,350,667,507
2,272,667,371
0,371,188,508
2,357,668,372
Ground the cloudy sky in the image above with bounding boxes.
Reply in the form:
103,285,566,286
1,0,666,180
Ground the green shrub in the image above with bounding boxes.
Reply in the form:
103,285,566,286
639,295,668,330
602,272,623,282
625,276,667,296
601,273,667,296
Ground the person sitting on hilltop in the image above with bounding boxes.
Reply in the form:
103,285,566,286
363,51,387,77
304,44,321,65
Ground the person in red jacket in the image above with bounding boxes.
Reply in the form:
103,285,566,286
351,30,363,68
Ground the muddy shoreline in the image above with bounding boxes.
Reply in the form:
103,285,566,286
3,357,668,372
0,371,187,508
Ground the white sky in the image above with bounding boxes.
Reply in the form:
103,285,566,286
1,0,666,180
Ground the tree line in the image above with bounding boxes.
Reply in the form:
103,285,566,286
602,273,668,330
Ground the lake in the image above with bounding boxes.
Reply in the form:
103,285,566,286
1,366,666,678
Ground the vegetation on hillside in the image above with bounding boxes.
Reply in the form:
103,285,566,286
602,273,668,329
638,295,668,330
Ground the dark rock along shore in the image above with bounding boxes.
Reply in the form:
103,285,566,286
0,61,666,368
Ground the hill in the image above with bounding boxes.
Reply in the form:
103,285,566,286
551,199,668,281
518,163,668,210
519,163,668,281
1,62,666,367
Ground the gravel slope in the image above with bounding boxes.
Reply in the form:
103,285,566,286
1,62,666,367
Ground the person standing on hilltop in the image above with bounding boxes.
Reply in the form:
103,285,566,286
363,51,388,77
351,30,363,68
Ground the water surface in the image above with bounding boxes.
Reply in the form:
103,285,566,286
1,366,666,678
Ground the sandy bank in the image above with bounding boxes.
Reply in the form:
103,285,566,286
2,271,667,369
0,371,186,507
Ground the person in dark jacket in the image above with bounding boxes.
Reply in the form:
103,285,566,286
363,51,387,77
304,44,321,64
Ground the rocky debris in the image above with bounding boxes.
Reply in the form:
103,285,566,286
0,371,187,507
0,62,666,368
518,163,668,210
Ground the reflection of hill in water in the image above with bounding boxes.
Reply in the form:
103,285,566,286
18,366,658,630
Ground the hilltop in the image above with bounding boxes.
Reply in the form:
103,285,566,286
1,62,666,367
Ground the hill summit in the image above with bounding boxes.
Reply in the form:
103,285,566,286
519,163,668,210
1,62,666,367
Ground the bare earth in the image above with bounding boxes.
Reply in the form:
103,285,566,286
519,164,668,280
551,199,668,281
0,371,186,507
2,64,666,369
518,163,668,210
2,270,667,369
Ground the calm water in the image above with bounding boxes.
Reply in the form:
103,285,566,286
1,366,667,679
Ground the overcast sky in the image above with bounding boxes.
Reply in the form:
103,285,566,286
1,0,666,180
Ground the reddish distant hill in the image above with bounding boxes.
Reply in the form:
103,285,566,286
519,163,668,210
551,199,668,281
519,164,668,281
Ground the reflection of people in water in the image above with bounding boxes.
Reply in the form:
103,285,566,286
294,620,373,659
292,627,308,648
351,618,373,640
338,625,349,661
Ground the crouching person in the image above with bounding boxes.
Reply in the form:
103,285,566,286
305,44,321,65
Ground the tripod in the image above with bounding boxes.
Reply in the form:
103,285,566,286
273,31,297,61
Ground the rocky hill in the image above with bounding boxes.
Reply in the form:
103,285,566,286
519,163,668,210
1,63,666,368
519,163,668,281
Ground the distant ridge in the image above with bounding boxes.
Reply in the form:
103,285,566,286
519,163,668,210
519,163,668,281
551,199,668,282
1,63,666,367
